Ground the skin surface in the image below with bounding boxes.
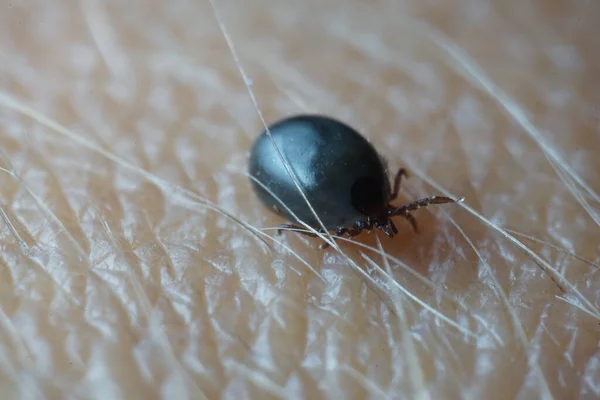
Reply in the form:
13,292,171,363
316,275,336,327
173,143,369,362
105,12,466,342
0,0,599,399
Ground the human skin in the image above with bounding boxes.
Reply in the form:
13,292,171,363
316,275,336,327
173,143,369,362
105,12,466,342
0,0,598,399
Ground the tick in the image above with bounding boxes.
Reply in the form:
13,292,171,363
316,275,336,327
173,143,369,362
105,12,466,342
248,114,462,248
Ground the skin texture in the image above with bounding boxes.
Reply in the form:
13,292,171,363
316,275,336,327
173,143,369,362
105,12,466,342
0,0,599,399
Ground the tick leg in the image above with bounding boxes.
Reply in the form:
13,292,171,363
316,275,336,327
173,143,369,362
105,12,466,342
335,227,363,238
380,222,395,238
402,212,420,233
319,228,340,249
278,224,333,249
358,219,374,233
389,220,398,235
389,196,459,216
277,224,318,237
378,220,398,238
390,168,409,201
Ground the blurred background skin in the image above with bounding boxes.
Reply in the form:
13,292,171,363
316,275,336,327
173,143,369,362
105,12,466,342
0,0,599,398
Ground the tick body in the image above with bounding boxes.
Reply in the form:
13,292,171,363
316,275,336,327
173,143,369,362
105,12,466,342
248,114,461,246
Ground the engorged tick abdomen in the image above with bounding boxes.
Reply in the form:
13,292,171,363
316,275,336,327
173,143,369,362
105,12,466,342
248,114,389,230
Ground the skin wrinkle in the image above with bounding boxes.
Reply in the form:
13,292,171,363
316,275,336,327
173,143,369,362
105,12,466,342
0,308,44,399
549,157,600,227
1,169,90,309
81,0,130,79
99,215,210,399
184,283,230,388
359,251,477,338
430,27,600,209
0,203,28,251
374,236,430,400
23,143,93,255
518,304,552,397
0,153,41,250
405,160,599,318
0,91,274,252
0,0,598,398
448,216,554,399
270,225,478,312
507,227,600,281
140,210,182,284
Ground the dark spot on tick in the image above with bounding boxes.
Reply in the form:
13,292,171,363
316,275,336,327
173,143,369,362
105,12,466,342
248,114,463,248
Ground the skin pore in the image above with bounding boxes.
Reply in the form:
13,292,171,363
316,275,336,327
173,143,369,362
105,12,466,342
0,0,598,398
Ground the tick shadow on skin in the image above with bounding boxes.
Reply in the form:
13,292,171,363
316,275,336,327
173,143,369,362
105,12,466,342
272,209,478,294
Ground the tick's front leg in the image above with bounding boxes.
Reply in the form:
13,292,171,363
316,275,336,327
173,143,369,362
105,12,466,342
277,224,318,237
335,226,363,239
278,224,332,248
390,168,409,201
